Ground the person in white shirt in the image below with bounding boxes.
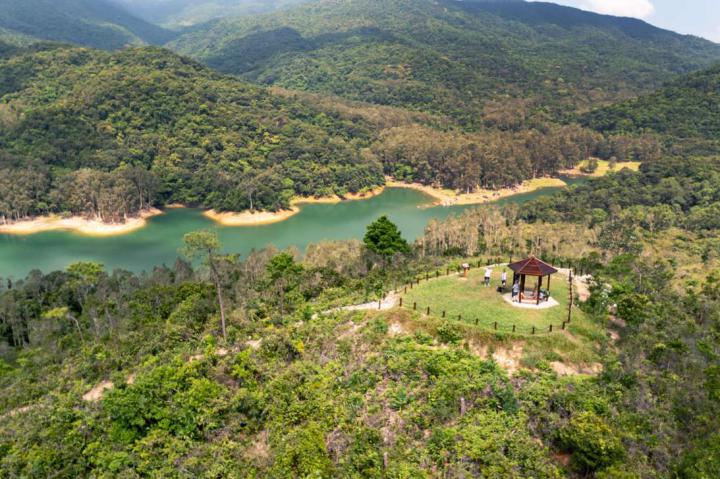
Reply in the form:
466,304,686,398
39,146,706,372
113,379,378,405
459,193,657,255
501,270,508,288
484,267,492,286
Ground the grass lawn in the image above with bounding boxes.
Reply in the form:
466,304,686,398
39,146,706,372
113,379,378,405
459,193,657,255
397,267,606,365
402,267,592,336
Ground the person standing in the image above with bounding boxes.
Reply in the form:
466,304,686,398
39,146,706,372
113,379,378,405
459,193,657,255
501,270,508,288
484,267,492,286
512,280,520,302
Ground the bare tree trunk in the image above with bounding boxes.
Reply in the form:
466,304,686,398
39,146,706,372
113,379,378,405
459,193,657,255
209,255,227,342
68,313,85,344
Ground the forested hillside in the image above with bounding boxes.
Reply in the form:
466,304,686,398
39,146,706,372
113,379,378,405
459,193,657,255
0,42,665,223
0,0,175,50
582,65,720,154
170,0,720,125
1,155,718,477
113,0,310,28
0,46,384,222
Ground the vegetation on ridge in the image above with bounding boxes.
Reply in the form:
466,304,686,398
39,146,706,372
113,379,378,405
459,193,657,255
170,0,720,125
0,45,384,222
1,156,719,477
0,0,176,50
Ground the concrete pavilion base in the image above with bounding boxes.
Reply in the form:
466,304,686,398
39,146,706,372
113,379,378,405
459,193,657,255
503,293,559,309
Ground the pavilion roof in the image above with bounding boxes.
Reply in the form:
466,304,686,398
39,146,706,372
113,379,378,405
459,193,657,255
508,256,558,276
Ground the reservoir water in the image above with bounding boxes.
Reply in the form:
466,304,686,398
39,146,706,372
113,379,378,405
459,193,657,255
0,184,576,278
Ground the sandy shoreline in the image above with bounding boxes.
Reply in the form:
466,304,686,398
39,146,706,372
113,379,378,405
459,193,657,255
0,175,579,235
203,207,302,226
0,208,163,237
204,187,386,226
385,177,568,206
291,186,385,206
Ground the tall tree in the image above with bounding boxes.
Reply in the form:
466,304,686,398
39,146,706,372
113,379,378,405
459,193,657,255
364,216,410,264
181,230,228,342
265,252,303,318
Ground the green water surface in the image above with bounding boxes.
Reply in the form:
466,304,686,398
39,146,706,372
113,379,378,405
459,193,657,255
0,184,577,278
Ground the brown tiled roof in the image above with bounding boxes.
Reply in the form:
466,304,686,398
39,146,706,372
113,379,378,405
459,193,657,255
508,256,558,276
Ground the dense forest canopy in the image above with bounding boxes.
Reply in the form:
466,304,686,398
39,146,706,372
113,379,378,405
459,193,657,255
0,0,717,223
111,0,311,28
0,42,664,222
0,45,385,221
581,64,720,154
169,0,720,124
0,0,175,50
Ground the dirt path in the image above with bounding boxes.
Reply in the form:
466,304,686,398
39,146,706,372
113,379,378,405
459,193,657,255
574,274,592,302
557,268,591,302
318,293,400,317
0,404,35,420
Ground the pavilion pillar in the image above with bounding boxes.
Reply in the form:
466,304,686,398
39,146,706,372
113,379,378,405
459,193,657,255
547,274,551,295
520,274,526,302
536,276,541,305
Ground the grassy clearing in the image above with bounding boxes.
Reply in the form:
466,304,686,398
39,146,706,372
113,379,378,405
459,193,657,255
564,159,641,177
402,268,577,333
398,268,606,364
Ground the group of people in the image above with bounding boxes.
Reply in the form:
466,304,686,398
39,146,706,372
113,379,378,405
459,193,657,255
482,267,524,302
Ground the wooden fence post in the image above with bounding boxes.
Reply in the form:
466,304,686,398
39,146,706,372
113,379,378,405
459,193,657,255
532,326,535,335
567,270,573,324
494,321,497,330
378,300,382,310
413,302,417,311
549,324,553,333
512,324,516,333
475,318,479,325
426,306,430,315
458,314,462,321
399,297,403,307
442,310,446,318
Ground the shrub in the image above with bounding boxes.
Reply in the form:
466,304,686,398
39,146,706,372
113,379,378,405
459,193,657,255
558,411,624,473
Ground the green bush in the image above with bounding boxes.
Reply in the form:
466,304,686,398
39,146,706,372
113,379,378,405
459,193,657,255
558,411,624,473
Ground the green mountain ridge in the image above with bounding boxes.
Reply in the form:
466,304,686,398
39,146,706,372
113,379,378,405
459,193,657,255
169,0,720,124
0,0,176,50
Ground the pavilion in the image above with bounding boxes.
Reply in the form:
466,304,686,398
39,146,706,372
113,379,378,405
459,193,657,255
508,256,558,305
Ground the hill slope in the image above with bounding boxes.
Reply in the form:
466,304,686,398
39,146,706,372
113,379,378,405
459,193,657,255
0,0,175,50
113,0,310,28
0,46,384,221
170,0,720,124
581,64,720,151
